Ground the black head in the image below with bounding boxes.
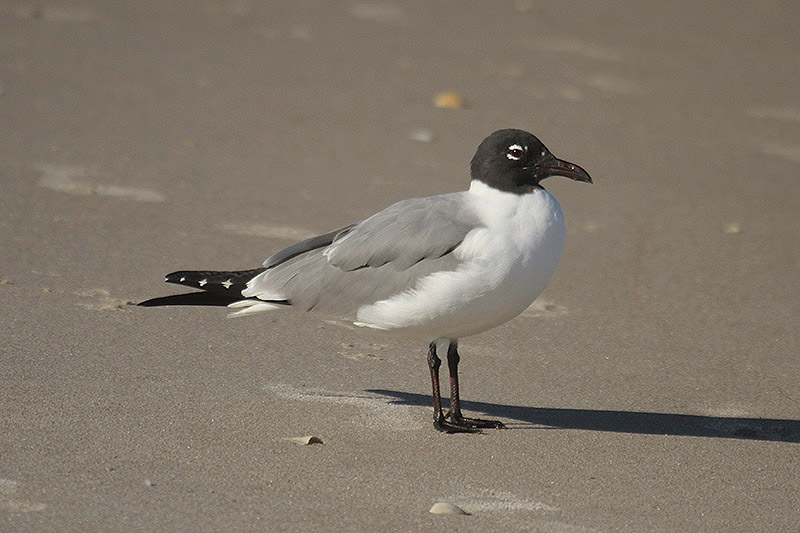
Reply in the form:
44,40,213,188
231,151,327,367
470,129,592,193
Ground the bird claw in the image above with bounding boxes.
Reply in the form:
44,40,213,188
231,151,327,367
434,417,481,434
433,412,505,433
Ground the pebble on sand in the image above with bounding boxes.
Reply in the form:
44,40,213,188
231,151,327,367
723,222,742,234
432,91,466,109
408,128,434,142
429,501,469,515
287,435,325,445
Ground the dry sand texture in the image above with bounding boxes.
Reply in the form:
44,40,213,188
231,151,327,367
1,2,799,531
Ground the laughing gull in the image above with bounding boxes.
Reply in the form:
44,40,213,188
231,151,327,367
150,129,592,433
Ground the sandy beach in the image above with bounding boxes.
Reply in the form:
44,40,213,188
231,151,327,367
1,1,798,530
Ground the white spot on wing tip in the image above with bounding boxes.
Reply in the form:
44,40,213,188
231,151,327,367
198,279,207,287
221,279,233,289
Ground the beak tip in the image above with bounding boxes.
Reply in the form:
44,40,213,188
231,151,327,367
538,157,592,185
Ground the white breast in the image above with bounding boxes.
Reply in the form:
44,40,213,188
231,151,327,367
354,181,566,340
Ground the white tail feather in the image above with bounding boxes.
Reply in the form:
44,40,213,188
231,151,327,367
227,300,284,318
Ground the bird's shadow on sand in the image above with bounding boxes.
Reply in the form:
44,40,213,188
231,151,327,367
366,389,800,443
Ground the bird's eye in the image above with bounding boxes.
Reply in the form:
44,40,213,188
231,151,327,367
506,144,525,161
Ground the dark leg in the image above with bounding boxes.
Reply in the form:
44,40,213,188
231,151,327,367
446,340,464,420
428,341,478,433
427,342,444,424
444,341,505,430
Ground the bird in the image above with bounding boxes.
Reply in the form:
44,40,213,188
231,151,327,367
142,129,592,433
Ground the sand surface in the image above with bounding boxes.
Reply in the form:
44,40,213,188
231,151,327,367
1,1,799,531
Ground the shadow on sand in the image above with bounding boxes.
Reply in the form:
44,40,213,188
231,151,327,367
367,389,800,443
138,292,241,307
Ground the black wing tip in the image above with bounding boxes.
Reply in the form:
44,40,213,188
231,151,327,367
161,268,266,295
165,270,193,284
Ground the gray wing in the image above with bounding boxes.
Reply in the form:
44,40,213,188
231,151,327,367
325,193,479,270
262,224,356,269
245,192,480,318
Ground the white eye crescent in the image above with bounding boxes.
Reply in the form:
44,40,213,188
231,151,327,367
506,144,525,160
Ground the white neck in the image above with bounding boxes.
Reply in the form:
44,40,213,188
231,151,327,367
469,179,505,196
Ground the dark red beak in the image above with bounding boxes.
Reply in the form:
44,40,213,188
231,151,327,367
537,156,593,183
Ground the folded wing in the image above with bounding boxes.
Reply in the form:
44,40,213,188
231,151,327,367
241,193,480,319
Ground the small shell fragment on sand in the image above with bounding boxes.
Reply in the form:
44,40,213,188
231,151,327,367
429,501,469,515
433,91,466,109
408,128,434,142
287,435,324,445
723,222,742,234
